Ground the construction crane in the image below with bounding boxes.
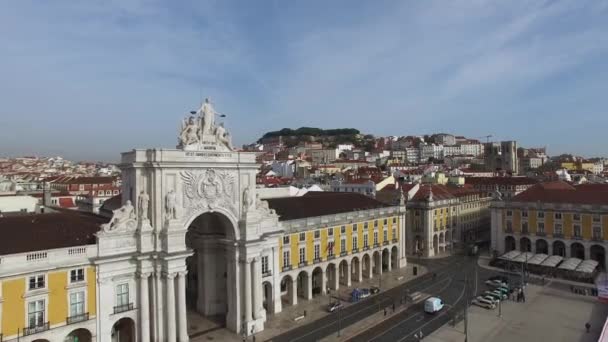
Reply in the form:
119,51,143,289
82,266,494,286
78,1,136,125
476,135,493,143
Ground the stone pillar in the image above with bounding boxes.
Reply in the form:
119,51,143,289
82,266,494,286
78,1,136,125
320,269,327,295
139,273,151,342
166,273,177,342
333,267,340,291
272,247,283,314
345,262,351,287
252,257,264,319
177,272,189,342
356,259,362,282
547,242,553,256
290,277,298,305
244,258,253,323
367,258,373,279
387,251,392,272
155,268,165,341
196,251,205,313
305,272,313,300
226,247,240,333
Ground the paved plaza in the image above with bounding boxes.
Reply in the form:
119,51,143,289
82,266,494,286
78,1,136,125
189,262,428,341
427,280,608,342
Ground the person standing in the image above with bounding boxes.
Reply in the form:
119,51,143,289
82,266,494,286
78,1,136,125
586,322,591,333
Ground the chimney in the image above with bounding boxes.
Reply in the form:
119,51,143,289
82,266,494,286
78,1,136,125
43,182,51,207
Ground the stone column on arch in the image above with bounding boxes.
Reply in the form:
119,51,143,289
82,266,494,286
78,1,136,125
290,276,298,306
345,261,351,287
138,272,151,342
305,271,313,300
320,268,327,295
165,272,177,342
243,258,253,324
177,271,189,342
387,250,392,272
251,256,264,319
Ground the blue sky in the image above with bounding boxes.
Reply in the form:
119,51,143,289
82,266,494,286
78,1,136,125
1,0,608,161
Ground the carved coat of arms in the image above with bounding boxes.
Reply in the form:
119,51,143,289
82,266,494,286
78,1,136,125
180,169,237,219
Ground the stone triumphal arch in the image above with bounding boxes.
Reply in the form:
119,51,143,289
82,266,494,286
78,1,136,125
96,99,283,341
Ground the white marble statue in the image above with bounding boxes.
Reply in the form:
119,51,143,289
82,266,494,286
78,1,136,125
242,186,253,213
179,116,200,147
138,191,150,221
215,123,233,150
200,98,215,135
103,200,136,232
165,189,178,219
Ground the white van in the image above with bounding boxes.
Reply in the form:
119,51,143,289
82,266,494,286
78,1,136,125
424,297,444,314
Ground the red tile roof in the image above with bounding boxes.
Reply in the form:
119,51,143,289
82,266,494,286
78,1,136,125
465,177,539,186
266,192,392,221
0,209,107,255
511,181,608,205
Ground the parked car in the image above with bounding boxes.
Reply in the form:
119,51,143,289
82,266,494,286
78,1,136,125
472,298,496,309
496,286,511,295
489,290,508,300
475,296,496,306
370,286,381,294
424,297,444,314
327,301,343,312
482,295,499,305
484,290,506,301
485,279,507,288
488,275,509,283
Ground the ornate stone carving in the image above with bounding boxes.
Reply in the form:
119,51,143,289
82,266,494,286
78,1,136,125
180,169,237,219
165,189,179,220
242,186,253,214
102,200,137,232
493,190,503,200
177,98,234,151
138,191,150,221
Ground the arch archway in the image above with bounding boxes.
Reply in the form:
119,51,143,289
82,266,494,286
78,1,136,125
65,328,92,342
280,275,295,306
520,237,531,252
432,235,438,254
185,212,237,327
414,235,423,253
591,245,606,270
296,271,309,299
326,263,338,290
553,240,566,257
381,248,390,271
439,232,445,253
312,267,324,296
111,317,135,342
391,246,398,270
263,281,273,314
505,236,516,252
535,239,548,254
571,242,585,259
362,253,372,279
339,260,349,286
351,256,361,282
373,251,381,274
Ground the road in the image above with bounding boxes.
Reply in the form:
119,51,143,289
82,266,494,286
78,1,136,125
269,255,493,342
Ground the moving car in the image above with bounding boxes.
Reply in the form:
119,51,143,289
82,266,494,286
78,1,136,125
370,286,381,294
424,297,444,314
327,301,343,312
360,288,371,299
472,298,496,309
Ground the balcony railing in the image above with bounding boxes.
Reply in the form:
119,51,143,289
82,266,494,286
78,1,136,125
313,257,322,264
572,235,583,240
535,232,546,237
24,322,49,336
262,270,272,278
392,238,398,243
352,248,359,254
521,230,529,235
327,255,336,261
340,251,348,257
592,236,604,242
282,265,292,272
113,303,134,314
363,245,369,251
298,261,308,267
505,227,513,233
373,243,380,248
383,240,389,246
67,312,89,325
553,233,564,239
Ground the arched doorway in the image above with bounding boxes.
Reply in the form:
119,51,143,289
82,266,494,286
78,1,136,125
362,254,372,279
591,245,606,270
446,231,452,251
439,233,445,253
391,246,398,270
520,237,531,252
553,241,566,257
296,271,309,299
339,260,349,286
535,239,548,254
432,235,438,254
326,263,337,290
571,242,585,259
111,317,135,342
65,328,92,342
185,212,237,327
373,251,381,274
414,235,423,253
312,267,324,296
262,282,273,314
280,275,294,306
381,249,389,271
505,236,516,252
351,256,361,282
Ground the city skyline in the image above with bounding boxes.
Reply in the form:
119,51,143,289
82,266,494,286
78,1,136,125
1,0,608,161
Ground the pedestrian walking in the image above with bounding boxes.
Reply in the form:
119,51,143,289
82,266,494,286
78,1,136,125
392,303,396,312
384,308,387,316
586,322,591,333
522,291,526,303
